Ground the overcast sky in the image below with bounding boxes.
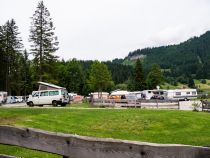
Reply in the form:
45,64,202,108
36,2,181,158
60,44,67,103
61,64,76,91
1,0,210,61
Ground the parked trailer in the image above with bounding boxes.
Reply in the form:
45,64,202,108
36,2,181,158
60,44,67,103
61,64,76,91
142,90,167,100
128,91,143,100
166,89,197,101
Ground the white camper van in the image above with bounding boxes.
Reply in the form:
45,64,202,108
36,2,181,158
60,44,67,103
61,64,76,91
27,89,69,107
0,92,7,104
166,89,197,101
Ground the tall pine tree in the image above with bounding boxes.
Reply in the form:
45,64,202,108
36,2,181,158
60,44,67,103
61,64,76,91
1,19,23,94
0,26,6,91
29,0,59,82
134,59,146,91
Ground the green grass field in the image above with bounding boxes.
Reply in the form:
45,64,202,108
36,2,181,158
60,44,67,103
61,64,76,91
0,107,210,157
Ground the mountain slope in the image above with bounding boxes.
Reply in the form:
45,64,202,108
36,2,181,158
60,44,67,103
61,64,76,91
126,31,210,79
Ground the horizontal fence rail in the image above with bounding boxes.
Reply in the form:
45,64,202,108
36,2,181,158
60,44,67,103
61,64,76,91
0,126,210,158
92,99,180,109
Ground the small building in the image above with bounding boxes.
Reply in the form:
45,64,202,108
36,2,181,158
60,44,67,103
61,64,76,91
90,92,109,99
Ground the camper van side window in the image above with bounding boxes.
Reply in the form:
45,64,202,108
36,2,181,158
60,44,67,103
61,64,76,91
40,91,49,97
192,92,196,95
186,92,190,95
49,91,59,96
61,90,67,96
176,92,181,96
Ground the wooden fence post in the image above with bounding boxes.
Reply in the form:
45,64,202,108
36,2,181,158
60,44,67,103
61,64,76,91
178,100,180,110
156,100,159,108
201,100,203,112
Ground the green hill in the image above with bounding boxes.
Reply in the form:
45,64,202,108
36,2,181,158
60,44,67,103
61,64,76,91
126,31,210,79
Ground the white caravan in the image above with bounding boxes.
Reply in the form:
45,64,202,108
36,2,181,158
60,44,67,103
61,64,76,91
142,90,167,100
27,89,69,107
0,92,7,104
166,89,197,101
128,91,143,100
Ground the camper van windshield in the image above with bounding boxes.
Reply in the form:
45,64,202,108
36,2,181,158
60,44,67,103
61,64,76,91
61,90,68,96
32,92,39,97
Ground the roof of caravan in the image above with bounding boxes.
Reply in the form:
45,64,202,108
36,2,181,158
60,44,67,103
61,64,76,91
90,92,109,95
111,90,130,95
38,82,65,89
167,89,197,92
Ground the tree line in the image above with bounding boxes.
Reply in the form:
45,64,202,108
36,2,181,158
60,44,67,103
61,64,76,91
0,1,163,96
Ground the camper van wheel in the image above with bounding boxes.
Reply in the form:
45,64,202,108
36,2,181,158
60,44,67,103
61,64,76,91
28,102,34,107
61,103,66,107
52,101,57,107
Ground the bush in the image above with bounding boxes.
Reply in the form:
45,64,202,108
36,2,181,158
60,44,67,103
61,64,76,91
192,102,200,112
201,79,207,84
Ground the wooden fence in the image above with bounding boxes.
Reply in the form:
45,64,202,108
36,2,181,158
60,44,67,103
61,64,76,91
92,99,180,109
0,126,210,158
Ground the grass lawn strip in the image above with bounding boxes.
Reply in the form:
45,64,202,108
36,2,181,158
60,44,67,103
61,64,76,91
0,108,210,158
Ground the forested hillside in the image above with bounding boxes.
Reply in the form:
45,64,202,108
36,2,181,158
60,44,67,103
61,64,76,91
126,31,210,81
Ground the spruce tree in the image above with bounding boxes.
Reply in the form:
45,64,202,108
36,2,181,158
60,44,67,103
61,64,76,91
22,50,32,96
1,19,23,94
0,26,6,91
134,59,146,91
29,0,59,81
146,64,163,89
188,77,195,88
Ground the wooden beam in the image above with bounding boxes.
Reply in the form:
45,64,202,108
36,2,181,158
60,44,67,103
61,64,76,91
0,126,210,158
0,155,17,158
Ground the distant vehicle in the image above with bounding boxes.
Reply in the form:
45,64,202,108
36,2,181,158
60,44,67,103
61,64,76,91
166,89,197,101
27,89,69,107
109,90,130,102
15,96,23,103
0,91,7,104
142,90,167,100
6,96,16,104
68,93,77,101
22,96,28,102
